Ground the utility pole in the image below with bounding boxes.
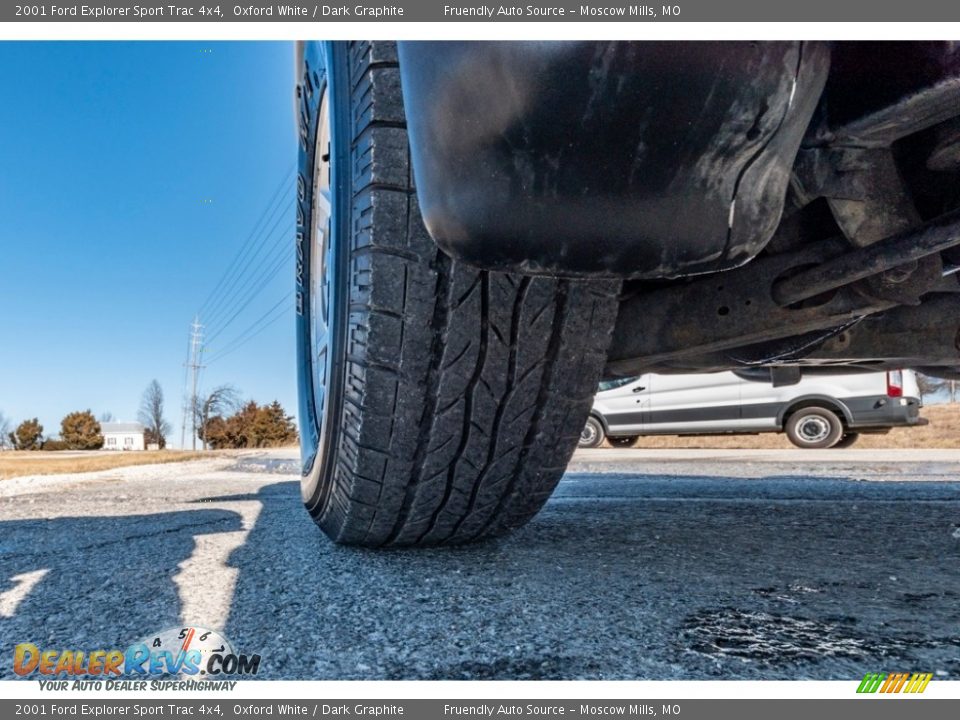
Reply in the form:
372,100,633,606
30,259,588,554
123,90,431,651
179,328,191,450
183,316,205,451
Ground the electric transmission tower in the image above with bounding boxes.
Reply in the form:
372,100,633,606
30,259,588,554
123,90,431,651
181,316,206,451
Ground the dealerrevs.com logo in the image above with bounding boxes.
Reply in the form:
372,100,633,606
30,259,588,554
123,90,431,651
13,626,260,688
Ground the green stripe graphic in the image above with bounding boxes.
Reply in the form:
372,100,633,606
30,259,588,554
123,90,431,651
857,672,886,693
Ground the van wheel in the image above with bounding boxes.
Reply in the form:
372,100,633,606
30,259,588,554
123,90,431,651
296,41,620,547
785,407,844,449
579,417,605,448
609,436,638,448
833,433,860,448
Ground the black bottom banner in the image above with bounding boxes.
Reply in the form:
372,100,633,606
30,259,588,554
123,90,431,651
3,700,958,720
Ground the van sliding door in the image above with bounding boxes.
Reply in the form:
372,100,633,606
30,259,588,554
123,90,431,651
645,372,743,434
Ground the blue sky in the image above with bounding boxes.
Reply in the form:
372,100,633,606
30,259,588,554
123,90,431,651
0,41,297,447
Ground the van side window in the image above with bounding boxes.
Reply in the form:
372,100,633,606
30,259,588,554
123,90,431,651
598,377,638,392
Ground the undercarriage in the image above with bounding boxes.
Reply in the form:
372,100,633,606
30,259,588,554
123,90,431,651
606,42,960,381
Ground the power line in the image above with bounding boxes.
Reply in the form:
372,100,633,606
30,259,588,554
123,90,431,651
205,293,293,365
197,166,294,320
202,206,294,334
207,310,288,366
204,232,294,346
198,171,291,322
202,195,295,331
185,166,296,409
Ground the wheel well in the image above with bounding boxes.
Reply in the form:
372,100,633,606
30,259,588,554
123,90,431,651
589,411,609,435
780,398,850,430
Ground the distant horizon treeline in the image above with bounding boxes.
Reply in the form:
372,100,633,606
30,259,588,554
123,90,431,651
197,399,298,450
0,380,297,451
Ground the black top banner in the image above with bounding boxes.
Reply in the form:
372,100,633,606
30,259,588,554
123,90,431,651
5,0,960,22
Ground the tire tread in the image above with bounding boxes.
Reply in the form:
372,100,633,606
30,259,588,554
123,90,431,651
317,41,620,546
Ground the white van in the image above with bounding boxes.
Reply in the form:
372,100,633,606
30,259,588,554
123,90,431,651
581,369,924,449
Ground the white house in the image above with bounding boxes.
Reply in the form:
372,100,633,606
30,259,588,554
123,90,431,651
101,422,146,451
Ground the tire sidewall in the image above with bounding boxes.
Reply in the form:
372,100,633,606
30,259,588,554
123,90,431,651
296,42,350,513
834,432,860,449
786,407,843,449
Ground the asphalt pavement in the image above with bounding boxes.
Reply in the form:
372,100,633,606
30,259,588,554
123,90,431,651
1,448,958,680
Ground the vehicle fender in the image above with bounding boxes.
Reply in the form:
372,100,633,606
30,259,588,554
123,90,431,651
777,395,853,428
590,410,611,435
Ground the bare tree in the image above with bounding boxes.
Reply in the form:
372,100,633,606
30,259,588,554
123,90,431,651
0,411,11,450
138,380,172,449
195,385,241,451
99,412,115,423
916,373,947,404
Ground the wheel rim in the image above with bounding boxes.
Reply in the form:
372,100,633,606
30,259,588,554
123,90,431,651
580,421,598,446
307,89,333,493
300,59,340,505
798,415,830,443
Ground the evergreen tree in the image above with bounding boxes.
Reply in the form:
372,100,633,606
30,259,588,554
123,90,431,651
60,410,103,450
11,418,44,451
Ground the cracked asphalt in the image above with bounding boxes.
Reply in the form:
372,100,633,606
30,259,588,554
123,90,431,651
1,448,958,680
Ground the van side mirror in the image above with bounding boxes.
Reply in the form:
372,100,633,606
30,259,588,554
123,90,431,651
770,367,802,387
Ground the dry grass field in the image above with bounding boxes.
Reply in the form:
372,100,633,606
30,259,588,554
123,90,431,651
615,403,960,450
0,450,207,480
0,406,956,480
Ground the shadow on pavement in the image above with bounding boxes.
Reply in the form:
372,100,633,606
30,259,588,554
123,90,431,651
217,474,960,680
0,507,244,678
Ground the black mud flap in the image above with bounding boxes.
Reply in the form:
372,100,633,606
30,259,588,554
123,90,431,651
398,41,830,279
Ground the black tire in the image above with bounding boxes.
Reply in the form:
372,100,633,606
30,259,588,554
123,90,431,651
579,416,605,449
784,406,844,449
295,41,620,547
833,433,860,448
608,435,639,448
